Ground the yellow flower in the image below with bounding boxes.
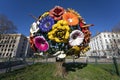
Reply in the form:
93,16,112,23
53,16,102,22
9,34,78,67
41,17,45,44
72,46,80,51
82,46,90,53
67,46,80,56
48,20,70,43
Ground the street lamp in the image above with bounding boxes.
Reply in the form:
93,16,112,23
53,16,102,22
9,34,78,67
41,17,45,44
111,32,120,76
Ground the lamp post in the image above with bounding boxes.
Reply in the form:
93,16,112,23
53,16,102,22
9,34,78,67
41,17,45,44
23,40,29,65
109,32,120,76
112,38,120,76
6,55,12,73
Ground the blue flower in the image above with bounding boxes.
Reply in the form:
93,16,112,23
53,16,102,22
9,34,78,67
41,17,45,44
38,16,54,32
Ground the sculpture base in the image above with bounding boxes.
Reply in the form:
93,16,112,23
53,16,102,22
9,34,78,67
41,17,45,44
54,57,67,78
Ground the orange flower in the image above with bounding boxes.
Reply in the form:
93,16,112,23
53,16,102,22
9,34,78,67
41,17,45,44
62,12,79,26
67,8,82,19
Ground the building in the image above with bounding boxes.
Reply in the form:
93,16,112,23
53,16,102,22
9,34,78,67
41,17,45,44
87,32,120,58
0,34,33,58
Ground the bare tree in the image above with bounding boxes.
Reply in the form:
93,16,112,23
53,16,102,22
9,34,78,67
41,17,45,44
111,22,120,56
0,14,17,34
112,22,120,33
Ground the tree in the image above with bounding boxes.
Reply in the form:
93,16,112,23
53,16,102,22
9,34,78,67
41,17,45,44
0,14,17,34
112,22,120,33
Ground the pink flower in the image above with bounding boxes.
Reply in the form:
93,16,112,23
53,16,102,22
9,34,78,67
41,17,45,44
34,36,49,52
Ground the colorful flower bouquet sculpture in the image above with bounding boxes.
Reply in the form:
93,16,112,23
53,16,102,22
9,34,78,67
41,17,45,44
29,6,93,59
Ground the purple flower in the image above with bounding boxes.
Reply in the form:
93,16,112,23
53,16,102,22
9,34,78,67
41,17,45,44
38,16,54,32
34,36,49,52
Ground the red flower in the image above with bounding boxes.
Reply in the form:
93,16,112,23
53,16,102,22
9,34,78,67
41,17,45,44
49,6,65,21
29,36,37,52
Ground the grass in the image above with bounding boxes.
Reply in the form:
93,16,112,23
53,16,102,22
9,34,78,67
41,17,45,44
0,62,120,80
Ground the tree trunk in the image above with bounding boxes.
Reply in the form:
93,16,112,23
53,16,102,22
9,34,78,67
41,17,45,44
54,58,67,77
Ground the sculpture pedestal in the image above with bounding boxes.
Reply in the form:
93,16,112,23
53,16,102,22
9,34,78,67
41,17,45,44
54,58,67,77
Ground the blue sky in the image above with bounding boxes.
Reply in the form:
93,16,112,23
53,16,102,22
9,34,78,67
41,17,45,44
0,0,120,36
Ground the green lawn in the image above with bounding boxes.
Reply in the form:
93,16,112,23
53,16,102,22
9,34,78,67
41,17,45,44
0,62,120,80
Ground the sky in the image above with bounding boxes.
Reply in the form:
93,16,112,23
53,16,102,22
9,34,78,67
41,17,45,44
0,0,120,36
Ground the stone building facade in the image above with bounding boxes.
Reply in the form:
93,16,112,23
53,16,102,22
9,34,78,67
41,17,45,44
0,34,33,58
87,32,120,58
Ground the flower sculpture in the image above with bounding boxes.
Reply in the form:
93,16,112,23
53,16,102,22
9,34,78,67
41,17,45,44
29,6,93,59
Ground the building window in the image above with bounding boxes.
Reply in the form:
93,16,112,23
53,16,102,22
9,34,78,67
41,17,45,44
116,34,118,37
6,53,9,56
1,40,3,43
112,35,114,38
11,49,13,51
118,39,120,43
104,34,106,37
9,45,11,47
9,53,12,57
99,36,101,38
101,45,104,49
3,53,6,56
12,45,15,47
8,49,10,51
109,39,112,43
100,40,102,44
108,35,110,37
14,36,17,39
106,45,109,49
14,40,16,43
105,39,108,43
113,39,116,43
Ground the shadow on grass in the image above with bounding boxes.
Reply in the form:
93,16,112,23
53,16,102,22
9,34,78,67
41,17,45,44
63,62,87,72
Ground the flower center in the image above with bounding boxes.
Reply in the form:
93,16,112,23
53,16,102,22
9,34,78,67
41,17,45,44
68,18,73,22
72,33,79,39
41,44,45,47
55,29,66,40
45,22,50,28
54,8,62,14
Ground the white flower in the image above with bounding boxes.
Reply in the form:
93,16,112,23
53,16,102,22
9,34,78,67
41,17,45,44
57,53,66,59
53,51,64,56
30,22,39,35
69,30,84,46
53,51,66,58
